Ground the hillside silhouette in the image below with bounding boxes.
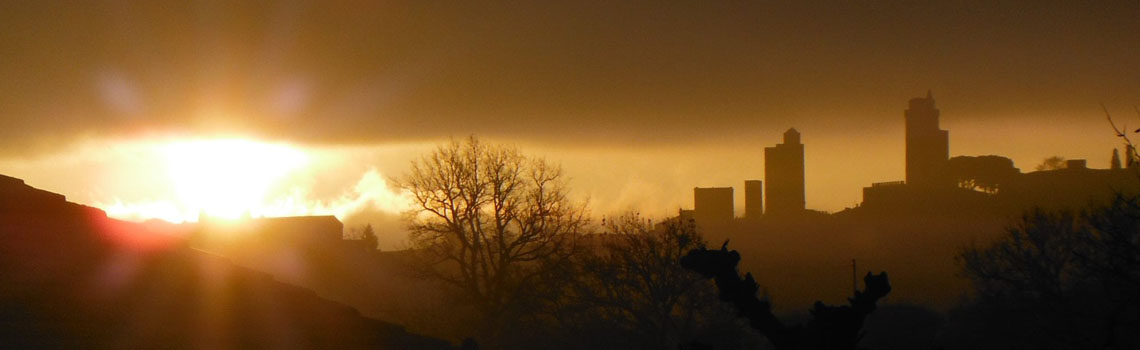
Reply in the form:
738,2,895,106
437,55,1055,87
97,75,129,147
0,174,453,349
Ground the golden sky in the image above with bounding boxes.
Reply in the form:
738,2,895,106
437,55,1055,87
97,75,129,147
1,1,1137,245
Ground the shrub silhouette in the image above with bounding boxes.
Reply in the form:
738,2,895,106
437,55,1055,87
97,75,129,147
681,242,890,350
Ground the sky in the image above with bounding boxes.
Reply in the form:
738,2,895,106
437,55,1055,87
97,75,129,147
1,1,1139,245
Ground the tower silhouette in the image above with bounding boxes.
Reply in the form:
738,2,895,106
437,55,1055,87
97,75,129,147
905,90,950,187
764,128,806,215
694,187,734,223
744,180,763,218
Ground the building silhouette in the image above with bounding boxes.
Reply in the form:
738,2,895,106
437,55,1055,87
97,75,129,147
744,180,763,218
905,90,950,187
764,128,806,215
694,187,734,223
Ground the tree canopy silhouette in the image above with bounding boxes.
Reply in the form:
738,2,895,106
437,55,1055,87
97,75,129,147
1035,155,1067,171
958,194,1140,349
681,243,891,350
947,155,1018,194
361,224,378,251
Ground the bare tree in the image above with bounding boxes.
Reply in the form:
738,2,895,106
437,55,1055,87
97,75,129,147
398,136,588,340
1104,104,1140,168
559,213,729,350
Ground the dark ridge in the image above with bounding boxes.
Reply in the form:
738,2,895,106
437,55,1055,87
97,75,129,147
0,174,454,349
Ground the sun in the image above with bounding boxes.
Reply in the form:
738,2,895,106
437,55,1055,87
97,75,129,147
163,139,309,220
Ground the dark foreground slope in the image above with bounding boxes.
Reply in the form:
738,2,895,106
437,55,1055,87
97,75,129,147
0,174,452,349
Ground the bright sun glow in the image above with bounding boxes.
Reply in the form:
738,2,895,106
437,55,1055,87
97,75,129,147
68,137,413,224
163,139,308,220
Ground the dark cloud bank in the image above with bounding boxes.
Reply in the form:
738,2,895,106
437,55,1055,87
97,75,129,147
1,1,1138,154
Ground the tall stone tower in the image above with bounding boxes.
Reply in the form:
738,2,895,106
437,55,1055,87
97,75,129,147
905,91,950,187
764,128,805,215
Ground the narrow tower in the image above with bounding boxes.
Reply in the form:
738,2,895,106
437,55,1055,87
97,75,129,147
764,128,806,215
905,90,950,187
744,180,763,218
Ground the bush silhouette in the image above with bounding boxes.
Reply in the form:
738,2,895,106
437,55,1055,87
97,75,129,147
682,242,890,350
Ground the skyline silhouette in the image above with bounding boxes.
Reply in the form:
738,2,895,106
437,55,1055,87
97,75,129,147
686,92,1139,221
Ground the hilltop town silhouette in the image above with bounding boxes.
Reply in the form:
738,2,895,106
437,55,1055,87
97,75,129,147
1,92,1137,349
677,92,1139,317
687,91,1138,227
